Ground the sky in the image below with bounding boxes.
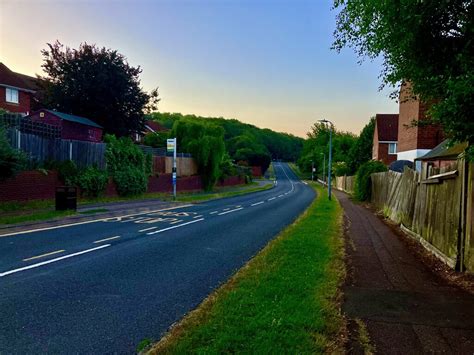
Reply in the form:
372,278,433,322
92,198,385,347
0,0,398,137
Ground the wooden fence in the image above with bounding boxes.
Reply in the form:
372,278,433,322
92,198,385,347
333,175,355,194
7,128,106,169
371,161,473,272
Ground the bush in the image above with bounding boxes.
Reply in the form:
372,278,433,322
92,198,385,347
113,166,148,196
105,134,149,196
76,167,108,197
0,124,27,180
354,160,387,201
44,160,79,185
143,132,167,148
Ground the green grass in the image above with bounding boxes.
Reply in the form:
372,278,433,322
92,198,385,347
148,184,345,354
288,162,312,180
0,210,76,225
175,183,273,203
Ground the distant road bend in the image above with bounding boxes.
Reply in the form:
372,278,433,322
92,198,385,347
0,162,315,353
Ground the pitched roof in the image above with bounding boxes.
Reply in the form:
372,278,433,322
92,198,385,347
417,139,468,161
44,109,102,128
145,120,168,132
375,114,399,141
0,63,37,92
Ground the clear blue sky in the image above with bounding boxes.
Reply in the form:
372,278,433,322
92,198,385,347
1,0,398,137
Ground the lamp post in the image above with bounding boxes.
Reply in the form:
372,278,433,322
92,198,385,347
320,152,325,186
318,119,333,200
311,159,314,181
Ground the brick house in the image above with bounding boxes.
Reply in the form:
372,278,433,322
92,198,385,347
0,63,37,115
397,82,444,162
372,113,399,165
27,109,103,142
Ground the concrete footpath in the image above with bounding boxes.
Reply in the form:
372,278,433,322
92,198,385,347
335,191,474,354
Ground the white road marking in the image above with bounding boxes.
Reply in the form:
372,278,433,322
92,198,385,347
223,208,230,211
303,181,308,185
147,218,204,235
0,244,111,278
210,211,218,215
93,236,121,244
278,194,284,197
268,197,276,201
251,201,264,206
218,207,243,215
23,249,65,262
0,205,193,238
138,226,157,232
193,215,203,219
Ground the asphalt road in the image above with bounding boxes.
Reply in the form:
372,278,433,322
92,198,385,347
0,163,315,353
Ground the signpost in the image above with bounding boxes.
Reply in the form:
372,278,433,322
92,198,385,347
167,138,177,200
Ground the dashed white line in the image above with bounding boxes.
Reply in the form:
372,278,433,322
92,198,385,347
218,207,244,215
23,249,65,262
223,208,230,211
251,201,264,206
268,197,276,201
0,244,111,278
147,218,205,235
210,211,218,215
93,236,121,244
278,194,284,198
193,215,203,219
138,226,157,232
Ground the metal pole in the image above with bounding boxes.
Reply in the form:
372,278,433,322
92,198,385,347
311,160,314,181
173,138,177,200
322,154,325,186
328,126,333,200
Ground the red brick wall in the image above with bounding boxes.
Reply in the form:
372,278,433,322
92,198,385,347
251,166,262,177
0,171,246,202
0,170,60,201
0,87,32,114
377,143,397,165
398,83,444,153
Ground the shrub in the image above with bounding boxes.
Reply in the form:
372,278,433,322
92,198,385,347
113,166,148,196
0,124,27,181
105,134,149,196
143,132,167,148
354,160,387,201
56,160,79,185
76,167,108,197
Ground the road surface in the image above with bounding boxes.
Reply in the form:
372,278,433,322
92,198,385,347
0,163,315,353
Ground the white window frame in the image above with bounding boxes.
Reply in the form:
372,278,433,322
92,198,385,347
5,87,19,104
388,142,397,155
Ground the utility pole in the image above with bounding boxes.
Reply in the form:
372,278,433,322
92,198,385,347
319,119,334,200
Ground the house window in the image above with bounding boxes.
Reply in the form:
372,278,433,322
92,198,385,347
5,87,19,104
388,143,397,155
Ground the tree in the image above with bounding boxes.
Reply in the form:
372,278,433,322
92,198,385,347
38,41,159,136
347,117,375,173
0,123,26,180
333,1,474,154
171,119,226,191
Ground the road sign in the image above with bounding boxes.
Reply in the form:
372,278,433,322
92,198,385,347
167,138,175,153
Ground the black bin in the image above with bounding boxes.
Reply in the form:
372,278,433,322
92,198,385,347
56,186,77,211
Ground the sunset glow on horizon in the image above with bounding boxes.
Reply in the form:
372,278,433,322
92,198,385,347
1,0,398,137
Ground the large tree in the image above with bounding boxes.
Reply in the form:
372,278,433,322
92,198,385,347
347,117,375,174
38,41,159,136
333,0,474,153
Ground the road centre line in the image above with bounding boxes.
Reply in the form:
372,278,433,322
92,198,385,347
223,208,230,211
210,211,218,214
23,249,65,262
0,244,111,278
0,204,193,238
147,218,205,235
93,236,121,244
251,201,264,206
217,207,244,216
193,215,203,219
268,197,276,201
138,226,157,232
278,194,284,197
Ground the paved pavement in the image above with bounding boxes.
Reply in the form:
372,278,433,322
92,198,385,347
335,191,474,354
0,163,314,353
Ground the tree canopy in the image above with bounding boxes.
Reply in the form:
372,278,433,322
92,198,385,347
147,112,303,171
38,41,159,136
333,0,474,152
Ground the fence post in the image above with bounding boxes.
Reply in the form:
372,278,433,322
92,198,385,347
69,141,73,160
17,129,21,149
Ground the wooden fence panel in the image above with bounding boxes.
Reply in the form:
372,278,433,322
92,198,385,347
371,165,463,268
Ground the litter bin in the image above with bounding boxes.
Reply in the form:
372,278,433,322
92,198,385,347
55,186,77,211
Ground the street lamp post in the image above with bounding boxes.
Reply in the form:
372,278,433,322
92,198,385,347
320,152,326,186
318,119,333,200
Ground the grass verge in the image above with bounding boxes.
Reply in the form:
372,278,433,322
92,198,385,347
147,184,345,354
0,210,76,225
288,162,311,180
